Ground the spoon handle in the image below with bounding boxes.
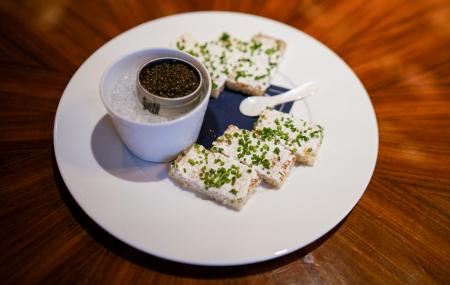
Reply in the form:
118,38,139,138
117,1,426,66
270,81,318,106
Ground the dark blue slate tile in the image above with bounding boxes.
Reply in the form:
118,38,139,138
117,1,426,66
197,85,292,148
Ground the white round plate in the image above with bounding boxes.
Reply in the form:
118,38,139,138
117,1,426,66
54,12,378,266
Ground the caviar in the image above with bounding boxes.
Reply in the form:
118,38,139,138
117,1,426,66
139,59,200,98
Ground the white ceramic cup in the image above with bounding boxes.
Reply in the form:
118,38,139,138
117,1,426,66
99,48,211,162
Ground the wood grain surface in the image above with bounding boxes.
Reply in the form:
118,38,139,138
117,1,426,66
1,0,449,284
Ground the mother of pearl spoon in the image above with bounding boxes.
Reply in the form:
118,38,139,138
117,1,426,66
239,81,318,117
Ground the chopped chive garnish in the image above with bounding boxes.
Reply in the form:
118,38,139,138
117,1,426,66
229,189,238,195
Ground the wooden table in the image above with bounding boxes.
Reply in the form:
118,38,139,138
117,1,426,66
1,0,449,284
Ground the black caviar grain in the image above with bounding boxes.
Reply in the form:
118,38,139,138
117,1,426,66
139,60,200,98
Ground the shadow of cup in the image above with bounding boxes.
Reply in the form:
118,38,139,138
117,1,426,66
90,115,168,182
